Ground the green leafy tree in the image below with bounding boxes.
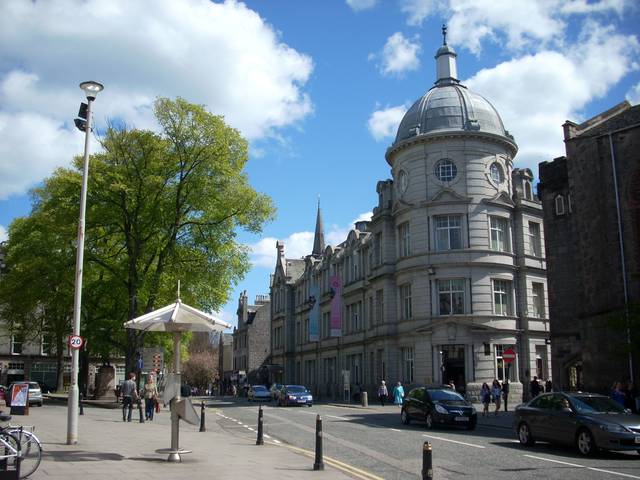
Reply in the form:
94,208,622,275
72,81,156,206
1,97,275,375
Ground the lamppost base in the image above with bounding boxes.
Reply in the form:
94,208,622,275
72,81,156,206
156,448,192,463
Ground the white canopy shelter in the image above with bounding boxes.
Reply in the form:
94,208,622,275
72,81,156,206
124,300,231,333
124,300,231,462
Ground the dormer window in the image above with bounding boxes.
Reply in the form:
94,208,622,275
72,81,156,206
524,181,533,200
555,195,565,216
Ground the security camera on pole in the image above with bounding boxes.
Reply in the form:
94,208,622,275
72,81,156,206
67,80,104,445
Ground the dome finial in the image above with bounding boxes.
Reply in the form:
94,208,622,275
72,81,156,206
442,24,447,45
435,24,458,86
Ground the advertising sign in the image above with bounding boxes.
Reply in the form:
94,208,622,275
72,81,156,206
10,383,28,407
329,275,342,337
308,284,320,342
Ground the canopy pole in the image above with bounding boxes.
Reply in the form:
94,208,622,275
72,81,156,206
168,331,182,462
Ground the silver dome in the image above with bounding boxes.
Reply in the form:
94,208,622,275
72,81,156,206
395,83,512,144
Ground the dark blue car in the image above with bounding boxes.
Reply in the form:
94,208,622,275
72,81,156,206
278,385,313,407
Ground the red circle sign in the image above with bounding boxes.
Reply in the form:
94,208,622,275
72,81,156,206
503,348,516,363
68,335,83,349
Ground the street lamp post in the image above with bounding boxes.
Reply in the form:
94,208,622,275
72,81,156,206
67,80,103,445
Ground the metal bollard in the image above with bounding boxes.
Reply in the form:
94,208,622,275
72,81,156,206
199,401,206,432
313,414,324,471
138,399,145,423
79,392,84,416
421,441,433,480
361,391,368,407
256,406,264,445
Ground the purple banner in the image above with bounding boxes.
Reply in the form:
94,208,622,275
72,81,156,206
330,275,342,337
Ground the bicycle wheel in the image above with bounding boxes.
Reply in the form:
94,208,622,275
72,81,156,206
7,429,42,479
0,431,20,473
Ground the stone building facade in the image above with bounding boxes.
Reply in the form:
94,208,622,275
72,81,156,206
270,36,551,401
232,291,271,382
538,101,640,392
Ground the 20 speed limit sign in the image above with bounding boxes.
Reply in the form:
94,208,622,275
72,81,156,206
68,335,84,350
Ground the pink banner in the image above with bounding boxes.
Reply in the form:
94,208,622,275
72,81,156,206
330,275,342,337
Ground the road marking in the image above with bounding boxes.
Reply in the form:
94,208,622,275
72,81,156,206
285,444,384,480
523,455,640,479
390,428,401,432
422,434,486,449
272,439,282,444
263,434,271,439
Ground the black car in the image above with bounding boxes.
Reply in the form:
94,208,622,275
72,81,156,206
514,392,640,456
278,385,313,407
401,386,477,430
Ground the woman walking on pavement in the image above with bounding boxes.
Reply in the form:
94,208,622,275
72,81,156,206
144,376,158,421
392,382,405,407
491,379,502,416
480,382,491,417
378,380,388,406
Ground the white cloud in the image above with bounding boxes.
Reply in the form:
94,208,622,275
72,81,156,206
627,82,640,105
465,21,640,172
248,212,373,268
368,104,408,141
401,0,443,26
346,0,377,11
377,32,421,76
400,1,631,54
0,225,7,242
212,309,237,330
0,0,313,199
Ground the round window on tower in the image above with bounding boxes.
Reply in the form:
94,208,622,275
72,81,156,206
490,162,504,184
435,159,457,182
397,170,409,195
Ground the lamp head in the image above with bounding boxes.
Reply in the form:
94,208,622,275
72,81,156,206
79,81,104,100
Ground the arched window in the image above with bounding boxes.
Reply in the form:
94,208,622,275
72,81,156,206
554,195,565,216
525,181,533,200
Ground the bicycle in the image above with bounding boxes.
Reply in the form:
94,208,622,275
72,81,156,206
0,414,42,479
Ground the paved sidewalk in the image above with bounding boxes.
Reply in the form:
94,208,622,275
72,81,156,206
14,404,354,480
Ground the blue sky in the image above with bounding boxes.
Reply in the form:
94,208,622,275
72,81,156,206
1,0,639,328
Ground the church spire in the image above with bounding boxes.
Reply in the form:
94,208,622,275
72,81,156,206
435,23,459,86
312,196,325,258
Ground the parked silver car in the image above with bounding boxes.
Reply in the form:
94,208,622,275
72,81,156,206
247,385,271,402
514,392,640,456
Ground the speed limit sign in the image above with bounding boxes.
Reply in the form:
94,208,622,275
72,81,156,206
68,335,84,350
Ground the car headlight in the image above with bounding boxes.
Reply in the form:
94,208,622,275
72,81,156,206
434,404,448,414
288,395,295,400
599,424,628,433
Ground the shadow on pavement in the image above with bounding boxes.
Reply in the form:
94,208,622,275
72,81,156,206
43,450,125,462
492,440,640,462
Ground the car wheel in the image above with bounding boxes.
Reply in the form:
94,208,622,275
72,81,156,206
576,428,597,456
38,402,43,407
425,413,434,429
307,404,312,408
401,409,410,425
518,422,535,446
466,422,476,431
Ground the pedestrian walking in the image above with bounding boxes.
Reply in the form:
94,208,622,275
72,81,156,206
392,382,405,407
544,379,552,392
377,380,388,407
491,379,502,416
623,382,638,414
121,372,138,422
480,382,491,417
530,375,541,398
611,381,626,406
143,376,158,421
502,379,510,411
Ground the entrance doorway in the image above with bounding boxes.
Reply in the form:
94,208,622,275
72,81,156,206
441,344,466,394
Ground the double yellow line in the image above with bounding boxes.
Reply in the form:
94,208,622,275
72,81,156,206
281,444,384,480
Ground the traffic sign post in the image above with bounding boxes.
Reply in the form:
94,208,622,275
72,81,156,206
68,335,84,350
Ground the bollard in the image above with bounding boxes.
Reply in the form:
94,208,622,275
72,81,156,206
421,441,433,480
79,392,84,416
138,398,145,423
361,391,368,407
199,401,206,432
313,414,324,471
256,406,264,445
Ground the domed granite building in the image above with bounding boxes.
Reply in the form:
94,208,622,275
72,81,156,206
269,33,550,401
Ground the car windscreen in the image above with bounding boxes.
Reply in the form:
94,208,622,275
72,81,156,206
252,386,267,391
571,396,626,413
427,389,464,402
286,386,307,393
